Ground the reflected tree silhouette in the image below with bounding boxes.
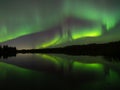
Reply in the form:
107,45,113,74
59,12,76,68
0,45,16,59
103,55,120,62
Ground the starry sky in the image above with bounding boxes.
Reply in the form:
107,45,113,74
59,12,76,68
0,0,120,49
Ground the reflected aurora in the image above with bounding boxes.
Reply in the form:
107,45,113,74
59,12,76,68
73,61,104,72
0,62,39,80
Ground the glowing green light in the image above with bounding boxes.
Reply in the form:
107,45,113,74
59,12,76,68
0,0,120,47
0,26,8,42
71,27,102,40
66,1,119,31
36,35,60,48
40,54,60,65
106,70,120,83
36,54,62,68
73,61,104,72
103,16,117,30
0,62,38,80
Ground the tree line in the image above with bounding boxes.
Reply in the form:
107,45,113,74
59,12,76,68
0,45,16,53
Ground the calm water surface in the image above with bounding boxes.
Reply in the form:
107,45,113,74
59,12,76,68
0,54,120,90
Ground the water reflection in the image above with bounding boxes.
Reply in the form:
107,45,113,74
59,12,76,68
0,54,120,89
0,53,16,59
104,55,120,62
0,62,61,89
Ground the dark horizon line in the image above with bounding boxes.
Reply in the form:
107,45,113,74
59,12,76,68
0,40,120,50
0,40,120,59
16,40,120,56
0,40,120,55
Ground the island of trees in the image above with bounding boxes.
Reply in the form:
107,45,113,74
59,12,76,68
18,41,120,56
0,41,120,59
0,45,16,59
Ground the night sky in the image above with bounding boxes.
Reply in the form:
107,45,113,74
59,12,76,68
0,0,120,49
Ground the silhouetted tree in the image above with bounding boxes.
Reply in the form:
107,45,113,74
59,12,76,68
3,45,8,51
0,45,17,59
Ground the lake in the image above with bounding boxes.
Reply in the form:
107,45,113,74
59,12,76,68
0,54,120,90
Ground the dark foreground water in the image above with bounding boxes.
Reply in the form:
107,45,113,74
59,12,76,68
0,54,120,90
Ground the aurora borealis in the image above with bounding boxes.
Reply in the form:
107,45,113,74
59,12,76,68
0,0,120,49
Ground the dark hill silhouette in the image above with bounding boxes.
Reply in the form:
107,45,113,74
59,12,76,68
0,41,120,59
17,41,120,56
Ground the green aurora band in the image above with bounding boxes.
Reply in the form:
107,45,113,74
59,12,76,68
0,0,120,48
